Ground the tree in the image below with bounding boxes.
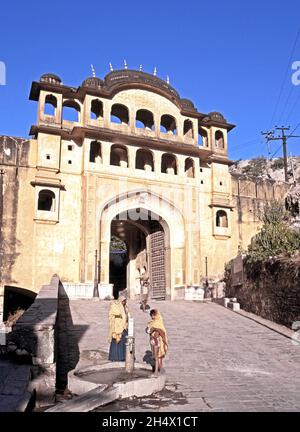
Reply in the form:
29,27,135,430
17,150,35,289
242,157,267,177
246,200,300,264
110,235,127,251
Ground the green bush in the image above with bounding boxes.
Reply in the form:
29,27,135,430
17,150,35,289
246,200,300,265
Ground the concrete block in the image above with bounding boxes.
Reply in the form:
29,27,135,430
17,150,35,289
228,301,240,312
223,298,230,307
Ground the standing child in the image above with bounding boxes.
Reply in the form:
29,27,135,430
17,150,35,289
146,309,168,376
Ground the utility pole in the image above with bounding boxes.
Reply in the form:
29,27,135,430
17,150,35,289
262,126,300,182
289,152,296,186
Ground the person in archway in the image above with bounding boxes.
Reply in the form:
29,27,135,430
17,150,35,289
140,268,151,312
146,309,168,376
108,294,129,361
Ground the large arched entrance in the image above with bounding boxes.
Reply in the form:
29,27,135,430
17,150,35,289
109,208,168,299
98,190,186,300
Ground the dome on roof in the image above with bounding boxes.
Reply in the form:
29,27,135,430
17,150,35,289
208,111,226,122
40,73,62,85
180,98,196,111
82,76,104,89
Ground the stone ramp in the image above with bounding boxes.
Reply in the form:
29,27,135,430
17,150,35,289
67,299,300,411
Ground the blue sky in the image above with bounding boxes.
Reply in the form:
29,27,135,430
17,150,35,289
1,0,300,160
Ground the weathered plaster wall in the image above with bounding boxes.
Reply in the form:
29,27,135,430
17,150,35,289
225,254,300,328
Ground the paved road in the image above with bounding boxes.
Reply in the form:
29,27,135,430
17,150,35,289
67,299,300,412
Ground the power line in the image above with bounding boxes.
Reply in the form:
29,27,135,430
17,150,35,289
288,121,300,137
277,85,294,125
285,93,300,124
230,138,260,151
262,126,300,181
271,144,282,159
268,28,300,129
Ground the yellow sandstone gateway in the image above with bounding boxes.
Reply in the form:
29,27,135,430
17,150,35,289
0,69,288,305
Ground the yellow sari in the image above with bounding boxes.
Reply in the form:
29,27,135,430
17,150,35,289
148,311,168,358
108,299,128,343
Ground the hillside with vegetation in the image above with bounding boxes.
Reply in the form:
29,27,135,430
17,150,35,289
230,156,300,223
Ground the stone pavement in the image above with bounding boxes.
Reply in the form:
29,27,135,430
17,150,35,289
0,360,32,412
67,299,300,412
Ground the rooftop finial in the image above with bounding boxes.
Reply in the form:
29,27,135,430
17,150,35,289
166,75,170,84
124,59,128,70
91,64,96,78
153,67,157,76
139,64,143,71
109,62,114,72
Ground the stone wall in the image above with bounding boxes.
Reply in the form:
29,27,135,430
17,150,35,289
10,274,59,365
8,274,60,405
225,254,300,328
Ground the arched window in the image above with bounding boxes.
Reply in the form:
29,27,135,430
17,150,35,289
110,144,128,167
185,158,195,178
183,119,194,139
160,115,177,135
161,153,177,175
215,130,224,149
38,190,55,211
110,104,129,125
216,210,228,228
135,109,154,130
62,100,80,122
198,127,208,147
135,149,154,171
89,141,101,163
90,99,103,120
44,94,57,116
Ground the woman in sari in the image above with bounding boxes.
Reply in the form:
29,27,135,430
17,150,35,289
108,294,129,361
146,309,168,375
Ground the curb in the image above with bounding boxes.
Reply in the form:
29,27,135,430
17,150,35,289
214,301,297,342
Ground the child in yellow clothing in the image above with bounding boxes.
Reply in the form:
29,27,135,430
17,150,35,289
146,309,168,376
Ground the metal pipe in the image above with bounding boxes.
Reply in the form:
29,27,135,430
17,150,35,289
125,336,135,373
93,249,99,297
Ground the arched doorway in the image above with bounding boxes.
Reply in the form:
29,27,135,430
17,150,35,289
109,208,168,300
99,190,186,300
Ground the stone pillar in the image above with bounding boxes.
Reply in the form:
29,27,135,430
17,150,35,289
129,111,136,134
177,155,185,177
100,240,110,284
153,151,162,175
128,146,137,170
102,142,112,166
154,114,161,139
193,157,200,180
103,102,112,129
